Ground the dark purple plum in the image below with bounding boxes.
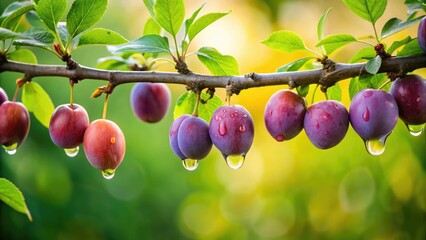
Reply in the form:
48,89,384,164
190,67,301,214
83,119,126,179
130,83,171,123
169,114,191,160
264,90,306,141
177,116,212,163
209,105,254,169
0,87,8,105
418,17,426,52
49,104,89,156
389,74,426,128
0,101,30,154
304,100,349,149
349,89,398,155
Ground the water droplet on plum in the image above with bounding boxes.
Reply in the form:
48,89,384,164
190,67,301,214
407,124,424,136
3,143,17,155
275,135,285,142
362,107,370,121
219,121,227,136
238,125,246,132
182,159,199,171
102,169,115,179
64,146,79,157
365,136,387,156
225,154,245,170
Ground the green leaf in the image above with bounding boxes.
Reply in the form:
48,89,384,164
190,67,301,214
66,0,107,40
185,3,205,35
0,178,32,221
381,14,424,39
13,39,50,50
25,10,44,27
0,2,34,30
77,28,128,47
96,56,132,71
154,0,185,37
405,0,426,14
327,83,342,101
317,8,332,41
296,85,310,98
365,55,382,74
57,22,70,46
0,27,25,40
173,91,223,123
7,49,37,64
112,34,171,54
188,12,229,41
143,0,156,19
34,0,67,34
22,82,55,128
387,36,412,54
315,34,357,55
397,38,424,56
349,76,372,100
196,47,239,76
276,57,314,72
143,18,161,36
262,30,309,53
342,0,387,24
349,46,376,63
362,73,389,90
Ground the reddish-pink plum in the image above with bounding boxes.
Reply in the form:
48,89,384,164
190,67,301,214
130,83,171,123
0,87,8,105
0,101,30,153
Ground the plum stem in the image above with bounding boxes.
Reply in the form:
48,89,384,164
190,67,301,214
192,91,201,117
103,94,110,119
12,86,20,102
378,79,391,90
69,80,74,109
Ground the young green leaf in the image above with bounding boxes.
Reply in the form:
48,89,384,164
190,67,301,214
22,82,55,128
143,0,156,19
25,10,44,28
381,14,424,39
173,91,223,123
96,56,133,71
196,47,239,76
327,83,342,101
154,0,185,37
276,57,314,72
342,0,387,24
34,0,67,34
296,85,310,98
13,39,50,50
397,38,423,56
405,0,426,14
143,18,161,36
315,34,357,55
24,28,55,44
362,73,389,90
262,30,309,53
66,0,107,40
349,76,372,100
387,36,412,54
349,46,376,63
0,27,25,40
188,12,229,41
0,2,34,30
112,34,171,54
0,178,32,221
317,8,332,41
7,49,37,64
77,28,128,47
365,55,382,74
185,3,205,35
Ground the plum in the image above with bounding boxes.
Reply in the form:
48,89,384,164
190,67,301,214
264,90,306,141
177,116,212,163
209,105,254,169
83,119,126,179
389,74,426,136
0,87,8,105
0,101,30,154
169,114,191,160
418,17,426,52
349,89,398,155
304,100,349,149
49,104,89,157
130,83,171,123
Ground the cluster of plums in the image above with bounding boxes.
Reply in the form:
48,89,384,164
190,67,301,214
264,74,426,155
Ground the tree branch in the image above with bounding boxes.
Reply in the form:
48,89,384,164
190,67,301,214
0,55,425,92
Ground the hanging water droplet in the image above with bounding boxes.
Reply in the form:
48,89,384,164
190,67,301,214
365,135,388,156
362,107,370,121
3,143,17,155
239,125,246,132
225,154,245,170
182,159,199,171
407,124,424,136
276,134,285,142
219,121,227,136
102,169,115,179
64,146,79,157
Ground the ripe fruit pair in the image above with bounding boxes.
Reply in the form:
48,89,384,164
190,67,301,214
169,105,254,170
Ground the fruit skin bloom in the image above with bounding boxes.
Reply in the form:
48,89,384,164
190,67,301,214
83,119,126,171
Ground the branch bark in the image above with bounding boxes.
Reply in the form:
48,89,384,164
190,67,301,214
0,55,425,93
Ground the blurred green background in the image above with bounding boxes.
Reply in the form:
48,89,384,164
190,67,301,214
1,0,425,239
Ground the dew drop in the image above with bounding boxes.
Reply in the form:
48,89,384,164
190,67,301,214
214,115,220,121
239,125,246,132
362,107,370,121
243,114,248,118
3,143,17,155
219,121,227,136
182,159,199,171
363,91,373,97
365,135,388,156
64,146,79,157
225,154,245,170
110,137,116,144
407,124,424,136
102,169,115,179
276,134,285,142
